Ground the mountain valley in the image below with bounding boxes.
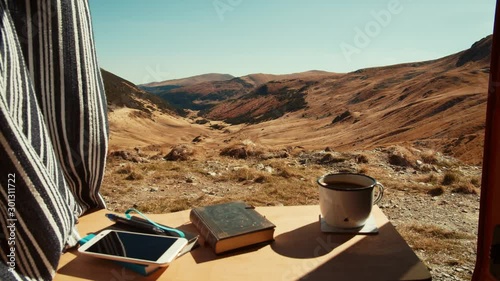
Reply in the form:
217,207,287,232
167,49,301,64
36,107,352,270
98,35,493,281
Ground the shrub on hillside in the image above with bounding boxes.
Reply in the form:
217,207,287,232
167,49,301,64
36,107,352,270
319,153,347,164
220,140,264,159
452,183,479,195
331,110,352,124
387,146,416,167
115,164,134,174
164,145,195,161
442,171,460,186
356,154,369,164
220,146,264,159
420,150,440,165
108,150,131,161
195,119,210,125
428,187,444,196
221,146,251,159
128,110,152,119
470,176,481,188
149,153,165,161
210,124,226,130
125,171,143,181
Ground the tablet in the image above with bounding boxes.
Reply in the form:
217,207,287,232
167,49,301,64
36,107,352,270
78,230,188,266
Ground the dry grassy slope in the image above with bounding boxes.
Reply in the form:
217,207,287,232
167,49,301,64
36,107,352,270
102,69,216,151
104,36,491,165
209,36,491,164
101,69,183,116
107,108,212,151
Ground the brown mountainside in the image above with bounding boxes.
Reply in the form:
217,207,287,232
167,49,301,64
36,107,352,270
204,35,491,164
102,35,491,165
145,70,335,111
101,69,184,116
239,70,334,86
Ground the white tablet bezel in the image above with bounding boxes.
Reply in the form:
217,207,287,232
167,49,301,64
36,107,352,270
78,229,188,266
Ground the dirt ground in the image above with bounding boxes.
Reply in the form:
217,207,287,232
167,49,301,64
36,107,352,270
102,143,481,281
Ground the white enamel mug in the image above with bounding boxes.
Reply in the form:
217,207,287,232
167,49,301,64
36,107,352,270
317,173,384,228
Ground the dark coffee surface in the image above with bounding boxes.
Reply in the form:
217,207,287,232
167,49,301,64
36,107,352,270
324,182,366,190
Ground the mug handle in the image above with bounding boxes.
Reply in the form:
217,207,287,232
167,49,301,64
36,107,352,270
373,182,384,205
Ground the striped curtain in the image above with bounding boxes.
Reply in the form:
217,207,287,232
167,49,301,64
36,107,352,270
0,0,108,280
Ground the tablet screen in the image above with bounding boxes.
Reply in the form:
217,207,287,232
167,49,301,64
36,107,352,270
86,231,178,261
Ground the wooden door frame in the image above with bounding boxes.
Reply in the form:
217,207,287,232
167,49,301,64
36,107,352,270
473,0,500,280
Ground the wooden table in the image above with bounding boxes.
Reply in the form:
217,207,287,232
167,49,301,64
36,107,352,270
55,205,432,281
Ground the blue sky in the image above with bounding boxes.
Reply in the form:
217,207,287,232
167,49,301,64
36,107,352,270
88,0,496,84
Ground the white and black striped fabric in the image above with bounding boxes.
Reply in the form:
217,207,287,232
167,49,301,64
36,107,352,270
0,0,108,280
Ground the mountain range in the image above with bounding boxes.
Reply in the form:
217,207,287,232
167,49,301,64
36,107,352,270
102,35,492,165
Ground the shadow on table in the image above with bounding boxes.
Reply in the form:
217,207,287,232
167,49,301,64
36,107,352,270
271,221,356,258
295,222,432,281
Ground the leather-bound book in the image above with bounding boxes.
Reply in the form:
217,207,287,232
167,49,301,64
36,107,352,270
190,201,276,254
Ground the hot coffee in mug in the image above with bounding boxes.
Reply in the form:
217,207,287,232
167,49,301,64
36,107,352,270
317,173,384,229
